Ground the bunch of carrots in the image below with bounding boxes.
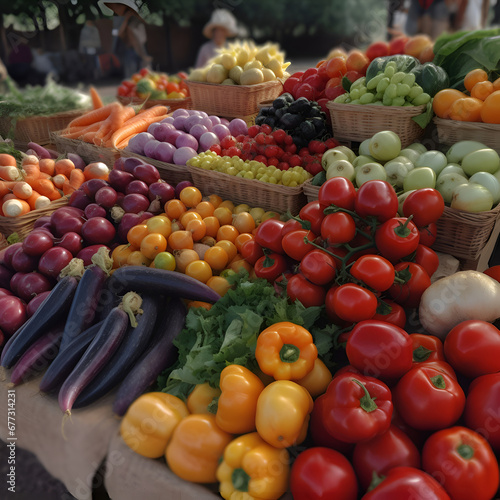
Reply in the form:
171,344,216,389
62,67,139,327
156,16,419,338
0,152,109,218
60,87,168,149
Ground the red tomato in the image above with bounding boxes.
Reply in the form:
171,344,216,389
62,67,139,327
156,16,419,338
280,218,303,237
464,372,500,450
240,239,264,265
299,200,327,235
290,447,358,500
418,359,458,380
331,284,378,323
287,273,326,308
254,218,285,254
443,319,500,378
299,249,336,286
318,177,356,210
415,244,439,277
283,76,301,95
410,333,445,365
320,212,356,245
372,300,406,328
361,466,451,499
295,82,316,100
365,41,390,61
346,319,413,382
350,254,395,292
324,285,352,327
388,262,431,308
484,265,500,282
352,425,421,491
375,217,420,262
422,426,500,500
253,253,287,282
418,222,438,247
402,188,445,227
354,180,398,223
282,229,316,261
393,365,465,431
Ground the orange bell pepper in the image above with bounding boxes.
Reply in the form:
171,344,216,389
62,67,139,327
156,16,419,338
296,358,333,398
186,382,221,414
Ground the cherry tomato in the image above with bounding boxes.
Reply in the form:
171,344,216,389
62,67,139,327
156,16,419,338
254,218,285,254
415,244,439,277
299,200,328,234
290,447,358,500
372,300,406,328
402,188,445,227
281,218,303,237
418,222,438,247
253,253,287,282
320,212,356,245
185,259,212,283
388,262,431,309
282,229,316,261
375,217,420,262
287,273,326,308
354,180,398,223
299,249,336,286
422,426,499,500
140,233,167,260
352,425,421,491
318,177,356,210
350,254,395,292
346,319,413,382
443,319,500,378
331,284,378,323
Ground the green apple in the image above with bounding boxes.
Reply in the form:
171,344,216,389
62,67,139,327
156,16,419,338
399,148,421,165
436,173,469,204
358,139,372,156
322,149,349,170
369,131,402,162
461,149,500,176
446,140,488,164
469,172,500,204
353,155,376,168
451,182,494,212
326,159,356,182
355,162,387,187
403,167,436,192
415,150,448,176
384,160,410,188
437,164,466,181
406,142,427,154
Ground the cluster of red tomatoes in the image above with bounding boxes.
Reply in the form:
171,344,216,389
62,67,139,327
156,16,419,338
242,177,444,326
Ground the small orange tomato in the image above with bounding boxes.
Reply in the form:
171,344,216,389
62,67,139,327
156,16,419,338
185,260,213,283
185,218,206,242
146,215,172,238
234,232,254,252
203,194,222,208
112,244,137,268
215,240,237,262
188,301,212,310
218,199,235,212
233,211,256,234
206,276,231,297
195,201,215,218
203,216,220,238
140,233,167,260
179,186,202,208
180,210,202,227
165,199,187,220
153,251,176,271
203,245,229,271
127,250,152,267
216,224,239,243
168,230,194,250
127,224,149,247
213,206,233,226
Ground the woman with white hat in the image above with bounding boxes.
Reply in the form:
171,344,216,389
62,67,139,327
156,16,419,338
195,9,239,68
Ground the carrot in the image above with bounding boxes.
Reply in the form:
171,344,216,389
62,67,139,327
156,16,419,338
61,122,101,139
0,154,17,167
93,104,135,145
12,182,33,200
0,165,22,181
90,86,104,109
83,162,109,181
2,198,31,217
109,113,169,148
68,168,86,190
1,193,17,203
52,174,68,190
66,103,116,129
54,159,76,178
22,163,41,185
21,155,39,167
26,191,51,211
39,158,56,176
0,181,11,198
62,181,75,196
32,178,62,201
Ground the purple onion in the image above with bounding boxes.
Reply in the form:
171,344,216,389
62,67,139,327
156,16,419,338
172,108,190,118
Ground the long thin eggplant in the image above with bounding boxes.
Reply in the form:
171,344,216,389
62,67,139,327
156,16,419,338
107,267,221,303
39,320,103,393
112,297,187,416
1,276,78,369
9,324,64,386
59,264,108,351
73,294,159,408
58,307,129,415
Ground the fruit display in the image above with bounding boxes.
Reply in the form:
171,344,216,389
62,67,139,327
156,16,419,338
188,41,290,85
117,68,190,100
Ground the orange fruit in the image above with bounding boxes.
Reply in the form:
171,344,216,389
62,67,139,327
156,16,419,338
493,78,500,91
464,69,488,92
471,80,494,101
432,89,467,119
447,97,483,122
481,90,500,124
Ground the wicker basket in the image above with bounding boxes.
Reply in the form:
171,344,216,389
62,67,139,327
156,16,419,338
51,131,120,166
327,102,427,148
186,80,283,118
187,165,306,215
0,197,69,245
0,109,87,145
433,203,500,261
433,117,500,154
119,150,192,186
302,179,320,203
116,95,192,111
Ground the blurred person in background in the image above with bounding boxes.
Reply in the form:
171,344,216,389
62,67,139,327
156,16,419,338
79,19,102,80
452,0,490,30
195,9,239,68
405,0,451,38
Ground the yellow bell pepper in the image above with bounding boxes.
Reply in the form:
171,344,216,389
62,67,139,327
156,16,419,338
187,383,221,414
216,364,265,434
120,392,189,458
165,413,233,483
255,380,313,449
255,322,318,380
217,432,290,500
296,358,333,398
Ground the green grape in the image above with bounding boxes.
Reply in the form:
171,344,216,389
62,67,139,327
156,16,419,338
412,92,431,105
375,91,384,101
272,170,283,181
243,171,254,179
384,65,395,79
257,166,267,175
384,83,398,100
334,94,349,103
391,72,406,84
372,101,384,105
201,160,212,170
227,166,238,176
351,77,366,90
350,88,360,100
249,160,262,169
358,87,367,96
360,92,375,104
256,173,263,180
382,93,393,106
402,73,416,87
392,96,405,106
376,77,390,93
282,171,292,186
403,102,413,106
344,97,352,103
268,176,278,184
350,99,361,104
289,181,298,187
397,83,411,97
408,85,423,99
367,73,384,90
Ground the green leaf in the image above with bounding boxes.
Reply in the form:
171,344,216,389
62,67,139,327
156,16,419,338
412,101,434,129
